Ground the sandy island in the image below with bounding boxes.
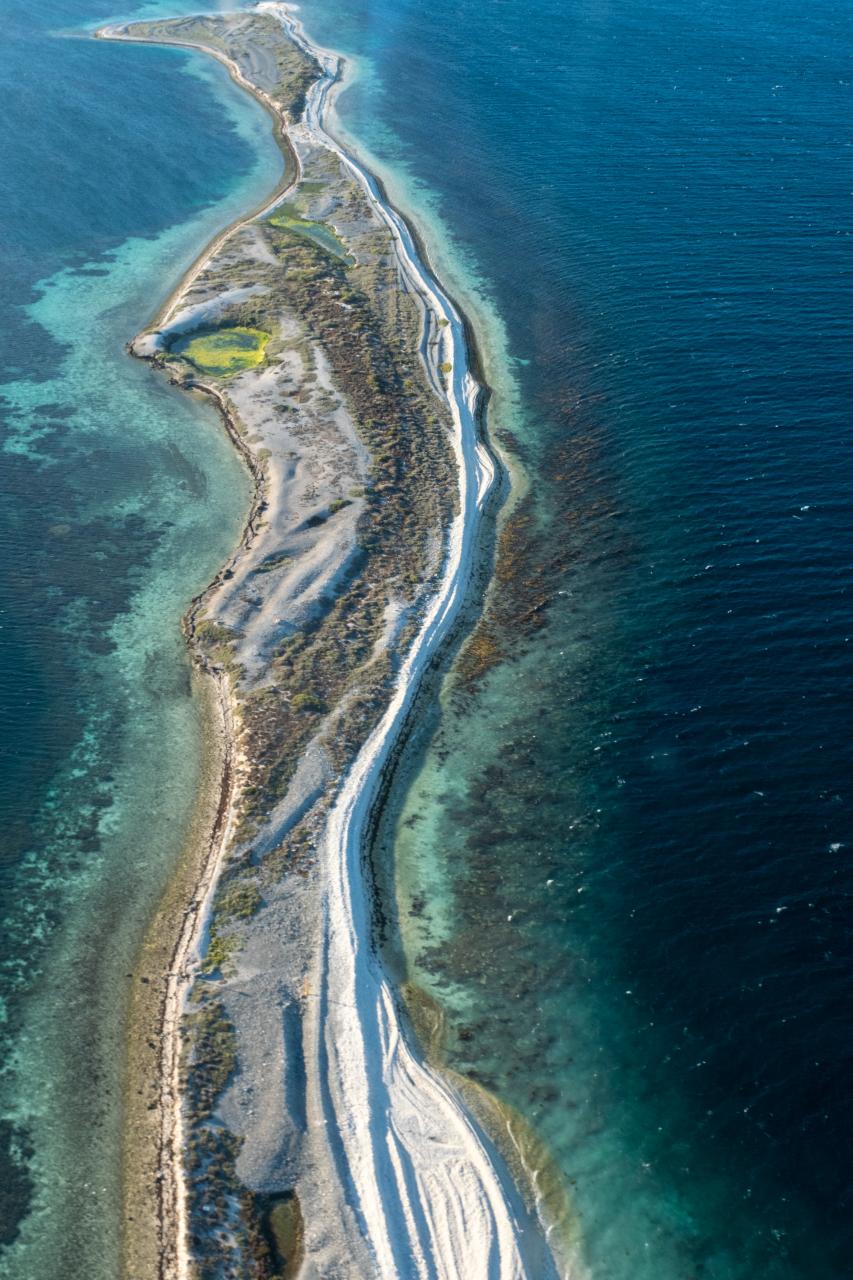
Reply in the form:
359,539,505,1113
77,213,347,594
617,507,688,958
99,7,564,1278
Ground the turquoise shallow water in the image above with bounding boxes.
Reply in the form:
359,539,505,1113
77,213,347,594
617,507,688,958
0,4,281,1273
2,1,853,1277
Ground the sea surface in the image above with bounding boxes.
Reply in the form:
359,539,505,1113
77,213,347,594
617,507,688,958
295,0,852,1276
1,0,851,1277
0,1,277,1274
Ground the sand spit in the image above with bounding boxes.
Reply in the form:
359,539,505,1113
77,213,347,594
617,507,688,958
270,9,559,1278
102,7,562,1278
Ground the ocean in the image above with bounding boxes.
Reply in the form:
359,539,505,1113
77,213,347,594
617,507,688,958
0,1,275,1273
296,0,853,1275
1,0,851,1277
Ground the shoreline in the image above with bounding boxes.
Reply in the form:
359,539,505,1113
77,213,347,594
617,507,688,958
95,22,302,1278
118,385,267,1278
103,7,559,1276
255,8,558,1275
94,24,301,335
152,382,270,1279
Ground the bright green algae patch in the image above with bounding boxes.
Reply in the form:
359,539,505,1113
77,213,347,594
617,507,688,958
172,325,270,377
266,203,353,263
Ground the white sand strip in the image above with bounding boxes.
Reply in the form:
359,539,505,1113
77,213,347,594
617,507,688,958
262,6,559,1276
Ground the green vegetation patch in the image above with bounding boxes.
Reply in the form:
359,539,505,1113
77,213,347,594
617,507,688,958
253,551,293,575
266,203,354,264
291,690,325,714
200,878,262,976
193,617,241,677
172,326,270,378
202,928,238,976
217,878,262,921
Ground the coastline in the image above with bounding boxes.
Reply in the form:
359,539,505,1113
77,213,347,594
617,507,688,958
95,21,300,1276
93,26,300,335
254,23,555,1268
102,7,560,1277
119,387,269,1277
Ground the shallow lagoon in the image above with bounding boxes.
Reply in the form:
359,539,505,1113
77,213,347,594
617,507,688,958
0,3,278,1272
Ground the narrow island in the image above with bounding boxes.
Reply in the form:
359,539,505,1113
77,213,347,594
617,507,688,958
99,7,562,1277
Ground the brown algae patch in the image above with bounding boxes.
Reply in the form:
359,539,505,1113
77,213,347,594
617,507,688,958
452,1069,581,1273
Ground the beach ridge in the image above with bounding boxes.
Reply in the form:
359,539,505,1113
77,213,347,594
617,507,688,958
101,7,560,1276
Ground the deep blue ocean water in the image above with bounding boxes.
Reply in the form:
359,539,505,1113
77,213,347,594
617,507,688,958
1,0,851,1276
296,0,853,1275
